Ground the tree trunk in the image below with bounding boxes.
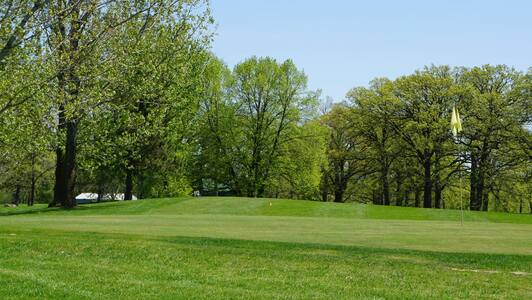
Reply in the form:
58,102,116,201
50,2,82,209
476,171,486,211
333,168,346,203
29,176,36,206
434,180,442,209
382,172,390,206
13,185,21,205
53,120,78,208
414,188,420,207
124,169,133,200
334,189,344,203
257,184,265,198
28,153,36,206
423,152,432,208
433,147,442,209
334,177,345,203
481,186,489,211
395,174,403,206
469,154,480,211
321,188,328,202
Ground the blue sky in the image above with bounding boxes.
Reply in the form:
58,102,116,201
211,0,531,101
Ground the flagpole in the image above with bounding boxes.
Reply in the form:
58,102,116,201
459,161,463,226
451,106,464,225
455,133,463,226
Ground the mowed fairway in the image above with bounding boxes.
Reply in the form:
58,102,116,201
1,197,531,299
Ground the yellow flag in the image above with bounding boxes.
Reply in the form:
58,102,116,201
455,108,462,132
450,106,462,136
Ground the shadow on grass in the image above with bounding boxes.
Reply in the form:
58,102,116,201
0,201,127,217
3,226,531,272
144,234,532,271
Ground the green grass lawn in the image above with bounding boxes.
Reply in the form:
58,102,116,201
1,197,531,299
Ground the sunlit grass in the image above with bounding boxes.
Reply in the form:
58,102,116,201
0,197,530,299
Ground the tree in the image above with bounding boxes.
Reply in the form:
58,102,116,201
267,119,326,200
193,56,323,198
97,3,212,200
41,0,211,207
347,78,401,205
391,66,461,208
193,57,241,195
320,104,368,202
459,65,530,211
231,57,314,197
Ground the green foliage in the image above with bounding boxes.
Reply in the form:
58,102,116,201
0,1,529,213
333,65,531,212
193,56,326,198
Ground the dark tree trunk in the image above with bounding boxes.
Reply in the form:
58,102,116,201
401,190,408,207
414,188,420,207
396,193,403,207
334,175,346,203
476,171,486,211
321,189,328,202
334,189,344,203
64,121,78,208
53,120,78,208
481,187,489,211
13,185,21,205
469,154,480,210
423,152,432,208
382,172,390,206
124,169,133,200
434,180,442,209
28,153,36,206
394,174,403,206
50,3,82,209
433,147,442,209
50,147,64,207
138,173,145,199
332,166,347,203
29,177,36,206
257,184,265,198
247,189,254,198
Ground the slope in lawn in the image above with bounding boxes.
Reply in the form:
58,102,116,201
3,196,531,224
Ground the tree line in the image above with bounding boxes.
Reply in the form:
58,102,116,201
1,1,530,213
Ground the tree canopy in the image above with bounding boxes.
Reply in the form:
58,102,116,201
0,2,530,214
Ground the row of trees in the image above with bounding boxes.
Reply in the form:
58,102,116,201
1,1,530,213
1,0,213,207
192,62,531,213
321,66,531,212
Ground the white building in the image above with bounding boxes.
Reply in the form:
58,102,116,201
75,193,138,204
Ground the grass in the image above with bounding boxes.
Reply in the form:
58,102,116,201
1,197,531,299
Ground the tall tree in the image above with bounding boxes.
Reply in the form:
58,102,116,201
321,104,368,202
391,66,460,208
459,65,530,211
231,57,313,197
347,78,400,205
43,0,211,207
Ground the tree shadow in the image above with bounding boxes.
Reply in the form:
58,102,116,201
0,201,126,216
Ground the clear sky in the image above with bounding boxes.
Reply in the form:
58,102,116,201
210,0,531,101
